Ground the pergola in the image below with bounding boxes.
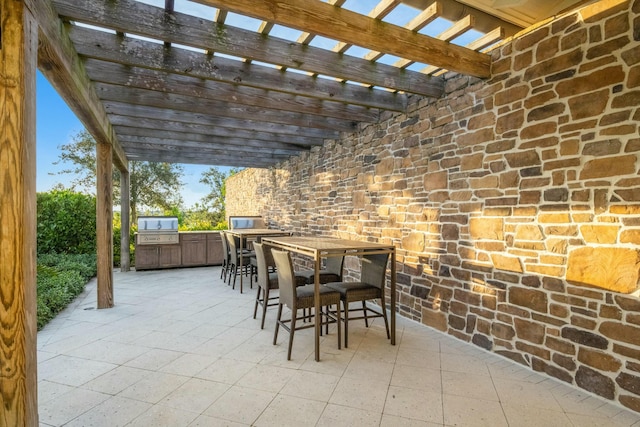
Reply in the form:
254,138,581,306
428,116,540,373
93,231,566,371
2,0,596,424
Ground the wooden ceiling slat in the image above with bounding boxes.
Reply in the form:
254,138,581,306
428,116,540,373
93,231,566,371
118,135,305,155
111,120,325,146
69,26,410,111
53,0,444,97
103,102,341,139
95,83,362,132
83,59,381,122
123,149,289,167
193,0,491,77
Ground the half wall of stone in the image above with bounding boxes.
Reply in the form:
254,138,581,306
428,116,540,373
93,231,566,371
226,0,640,412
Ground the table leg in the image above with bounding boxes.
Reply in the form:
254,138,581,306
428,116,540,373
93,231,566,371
314,256,321,361
391,250,396,345
239,238,244,293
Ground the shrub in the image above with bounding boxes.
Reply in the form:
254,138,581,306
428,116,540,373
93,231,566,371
36,254,97,329
37,190,97,255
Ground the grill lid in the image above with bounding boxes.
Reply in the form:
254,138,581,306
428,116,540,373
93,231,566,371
137,216,178,233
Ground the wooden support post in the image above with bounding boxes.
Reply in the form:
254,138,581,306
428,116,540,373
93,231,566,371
96,143,114,308
0,0,39,425
120,170,131,272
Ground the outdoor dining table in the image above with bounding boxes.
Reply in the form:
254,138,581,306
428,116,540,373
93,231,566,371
261,235,396,361
226,228,290,293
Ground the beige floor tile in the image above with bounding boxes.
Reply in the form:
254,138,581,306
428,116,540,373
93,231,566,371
127,404,199,427
38,388,110,426
329,376,389,412
161,378,230,413
159,353,218,376
133,331,209,352
439,351,491,376
84,365,150,395
204,385,276,424
395,347,441,369
124,348,184,371
502,403,573,426
254,394,326,426
196,357,257,384
188,414,249,426
441,370,499,401
442,394,507,427
37,380,75,405
492,376,563,411
118,371,190,403
63,395,152,427
65,339,150,365
236,364,297,393
316,403,382,427
280,370,341,402
384,386,443,424
343,354,395,383
38,355,117,387
380,414,442,426
391,364,442,392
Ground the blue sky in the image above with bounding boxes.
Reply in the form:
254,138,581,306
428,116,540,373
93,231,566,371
36,72,216,208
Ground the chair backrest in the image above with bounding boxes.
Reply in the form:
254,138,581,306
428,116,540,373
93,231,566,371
272,250,296,309
253,242,275,290
226,232,239,264
360,253,390,290
325,254,345,280
220,231,230,262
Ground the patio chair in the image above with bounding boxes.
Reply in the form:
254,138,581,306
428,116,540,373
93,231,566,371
252,242,307,329
296,254,345,285
325,253,390,348
272,249,342,360
220,231,231,283
226,232,255,290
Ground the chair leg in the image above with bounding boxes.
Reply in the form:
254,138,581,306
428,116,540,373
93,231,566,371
260,288,270,330
273,303,283,345
381,298,390,339
253,286,261,319
220,260,225,280
232,265,238,290
287,310,297,360
336,301,341,350
362,301,370,327
344,300,349,348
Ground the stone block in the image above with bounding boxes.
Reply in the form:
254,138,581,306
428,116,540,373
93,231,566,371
576,366,615,400
556,66,625,97
600,322,640,347
617,372,640,396
546,335,575,354
457,128,495,147
402,232,425,252
567,247,640,294
422,308,448,332
580,225,619,244
505,150,541,168
514,317,545,344
496,110,525,134
515,224,544,241
491,253,523,273
469,217,504,240
569,89,609,120
561,326,608,349
578,348,622,372
509,287,548,313
527,103,566,122
580,155,637,180
424,170,448,190
524,48,582,80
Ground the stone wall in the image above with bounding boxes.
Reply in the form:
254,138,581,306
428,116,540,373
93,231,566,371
226,1,640,412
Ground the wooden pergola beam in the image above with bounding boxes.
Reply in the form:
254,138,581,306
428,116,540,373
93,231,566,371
0,1,39,424
70,26,408,112
194,0,492,78
53,0,444,98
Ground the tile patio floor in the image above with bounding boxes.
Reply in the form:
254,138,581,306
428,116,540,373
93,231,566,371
37,266,640,426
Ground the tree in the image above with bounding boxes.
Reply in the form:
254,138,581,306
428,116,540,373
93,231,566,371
199,167,239,226
52,130,184,224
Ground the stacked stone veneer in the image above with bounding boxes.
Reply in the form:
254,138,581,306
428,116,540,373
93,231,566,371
227,1,640,412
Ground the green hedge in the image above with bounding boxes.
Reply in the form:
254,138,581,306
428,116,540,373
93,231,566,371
37,254,97,329
37,190,97,255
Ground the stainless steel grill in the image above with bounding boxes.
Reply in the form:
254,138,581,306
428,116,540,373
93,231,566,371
136,216,179,245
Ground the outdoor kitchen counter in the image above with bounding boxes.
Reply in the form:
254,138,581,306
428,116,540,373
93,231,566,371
134,231,224,270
